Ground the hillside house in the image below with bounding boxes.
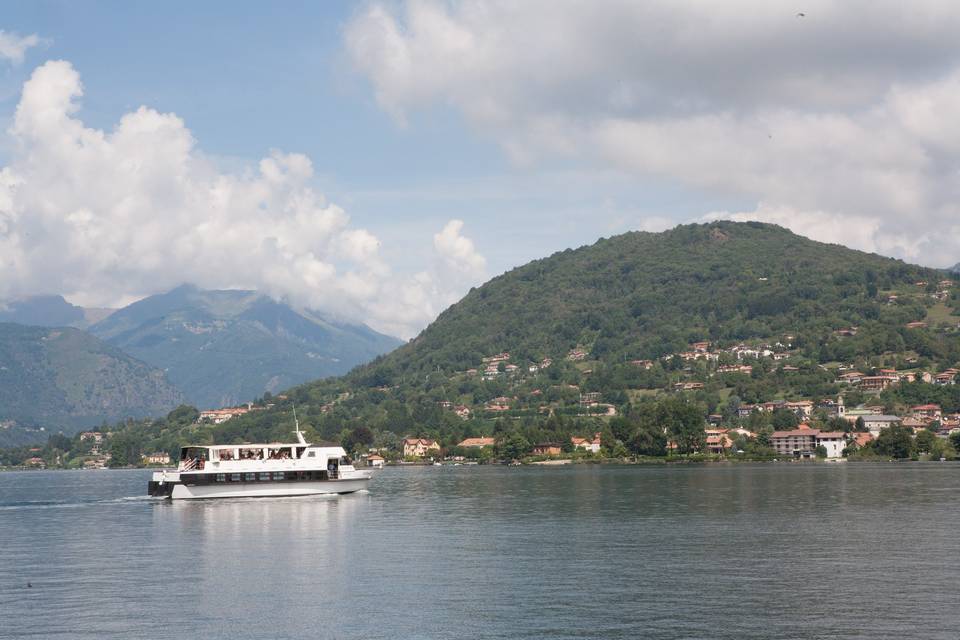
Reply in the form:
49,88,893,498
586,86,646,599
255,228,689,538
402,438,441,458
24,457,46,468
704,430,735,454
571,433,601,454
458,437,496,449
366,454,385,468
859,415,902,438
532,443,563,456
859,376,896,392
567,349,588,361
630,359,654,369
935,371,957,386
838,372,864,384
770,425,848,459
79,432,104,444
912,404,942,421
454,405,471,420
482,352,510,364
199,406,251,424
905,321,928,329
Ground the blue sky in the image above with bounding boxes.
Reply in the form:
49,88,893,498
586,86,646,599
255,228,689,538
2,2,959,337
0,1,742,277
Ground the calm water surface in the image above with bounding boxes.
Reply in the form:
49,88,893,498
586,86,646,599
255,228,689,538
1,463,959,639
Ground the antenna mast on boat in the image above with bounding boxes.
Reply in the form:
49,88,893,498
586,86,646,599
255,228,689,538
293,404,306,445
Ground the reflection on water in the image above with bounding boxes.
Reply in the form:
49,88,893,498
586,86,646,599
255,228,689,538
2,464,960,639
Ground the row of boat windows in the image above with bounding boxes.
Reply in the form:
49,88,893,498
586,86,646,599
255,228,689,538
183,470,332,485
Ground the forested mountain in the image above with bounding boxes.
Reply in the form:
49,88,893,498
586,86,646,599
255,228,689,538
0,323,183,442
88,285,402,409
10,222,959,463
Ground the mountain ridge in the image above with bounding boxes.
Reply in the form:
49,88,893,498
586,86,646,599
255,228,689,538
88,284,402,408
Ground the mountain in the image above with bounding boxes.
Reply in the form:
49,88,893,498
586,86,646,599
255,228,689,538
949,263,960,274
0,295,115,329
184,221,958,440
0,323,184,438
20,221,959,460
88,285,402,409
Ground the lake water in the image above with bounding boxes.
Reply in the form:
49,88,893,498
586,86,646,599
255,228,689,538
1,463,959,639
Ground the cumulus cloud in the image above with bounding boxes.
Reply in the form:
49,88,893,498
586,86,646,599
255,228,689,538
434,219,486,276
0,30,40,64
345,0,960,266
0,60,485,339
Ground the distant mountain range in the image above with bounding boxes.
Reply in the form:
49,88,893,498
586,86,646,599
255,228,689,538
0,286,401,439
949,263,960,274
0,295,114,329
0,323,184,444
86,285,401,409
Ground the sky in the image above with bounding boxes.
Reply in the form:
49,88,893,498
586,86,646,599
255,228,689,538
1,1,959,338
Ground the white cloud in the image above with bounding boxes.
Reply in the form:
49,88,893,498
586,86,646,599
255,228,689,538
0,60,486,339
345,1,960,266
433,219,486,276
0,30,40,64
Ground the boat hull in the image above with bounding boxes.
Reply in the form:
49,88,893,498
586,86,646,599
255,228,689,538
169,477,369,500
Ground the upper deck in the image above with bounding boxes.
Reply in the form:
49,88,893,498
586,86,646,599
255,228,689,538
178,442,351,473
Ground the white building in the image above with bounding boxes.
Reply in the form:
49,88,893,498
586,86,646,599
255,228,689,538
860,415,902,438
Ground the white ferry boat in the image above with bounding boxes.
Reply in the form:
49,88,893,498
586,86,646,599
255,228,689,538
147,426,372,500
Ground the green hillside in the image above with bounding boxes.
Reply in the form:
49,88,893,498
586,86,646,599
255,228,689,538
88,285,402,409
10,222,959,464
0,323,184,440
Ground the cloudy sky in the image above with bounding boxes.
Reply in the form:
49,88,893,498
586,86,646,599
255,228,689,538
2,1,959,338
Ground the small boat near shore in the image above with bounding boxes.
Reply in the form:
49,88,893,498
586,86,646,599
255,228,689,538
147,419,371,500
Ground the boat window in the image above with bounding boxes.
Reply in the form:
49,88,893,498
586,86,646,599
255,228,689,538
244,473,256,482
340,456,352,466
230,473,240,482
258,472,271,481
216,474,225,482
272,472,285,481
307,451,316,457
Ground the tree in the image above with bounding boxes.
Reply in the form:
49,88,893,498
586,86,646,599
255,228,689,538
772,409,799,429
815,445,828,458
914,429,937,455
874,426,914,459
342,426,374,454
628,425,667,456
657,398,705,454
498,433,530,461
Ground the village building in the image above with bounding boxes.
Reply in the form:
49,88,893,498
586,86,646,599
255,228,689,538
79,431,104,444
454,405,471,420
402,438,441,458
198,406,251,424
838,371,864,384
858,376,896,392
859,415,902,438
704,430,735,454
366,454,385,468
458,437,496,449
532,443,563,456
24,457,46,468
571,433,601,454
770,425,848,459
481,352,510,364
912,404,942,421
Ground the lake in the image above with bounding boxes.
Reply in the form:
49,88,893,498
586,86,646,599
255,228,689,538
1,463,959,639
